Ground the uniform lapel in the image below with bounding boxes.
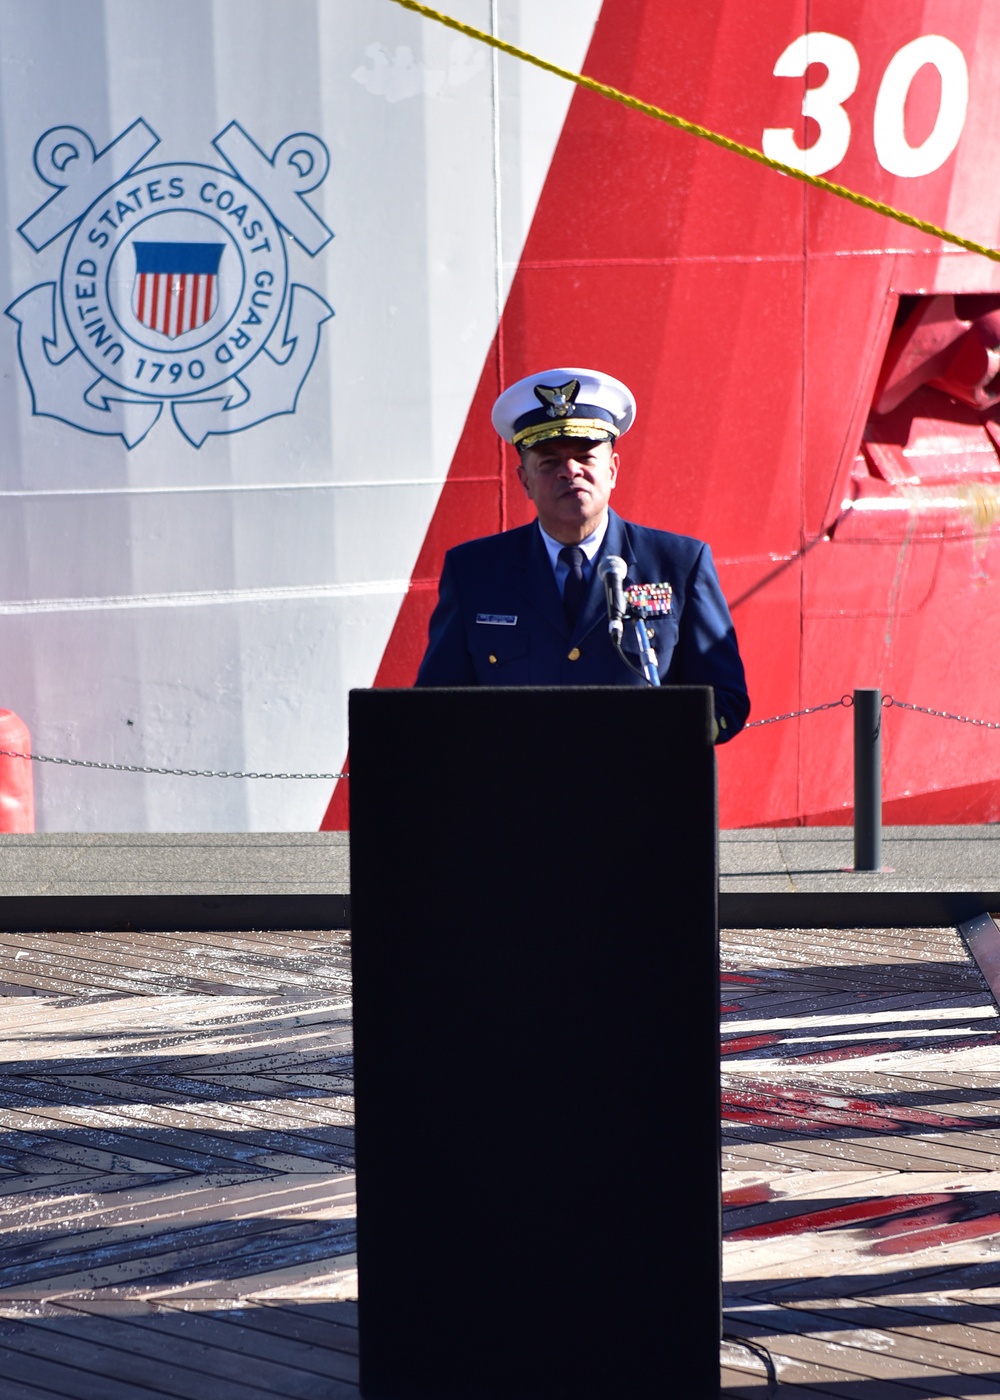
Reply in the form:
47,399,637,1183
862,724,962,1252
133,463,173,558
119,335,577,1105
515,522,569,638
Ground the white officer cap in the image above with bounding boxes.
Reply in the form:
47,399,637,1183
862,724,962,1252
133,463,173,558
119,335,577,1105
491,367,637,450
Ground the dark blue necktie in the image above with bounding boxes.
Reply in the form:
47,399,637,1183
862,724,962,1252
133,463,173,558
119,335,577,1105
559,545,587,627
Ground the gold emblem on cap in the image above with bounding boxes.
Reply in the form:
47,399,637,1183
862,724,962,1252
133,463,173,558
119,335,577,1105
534,378,581,420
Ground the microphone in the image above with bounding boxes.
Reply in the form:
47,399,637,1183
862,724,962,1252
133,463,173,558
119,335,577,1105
597,554,628,642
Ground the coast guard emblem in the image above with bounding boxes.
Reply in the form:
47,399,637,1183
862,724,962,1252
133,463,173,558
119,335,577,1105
534,378,580,419
6,120,334,448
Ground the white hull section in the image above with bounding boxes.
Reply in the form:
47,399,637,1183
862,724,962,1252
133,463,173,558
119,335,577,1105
0,0,602,829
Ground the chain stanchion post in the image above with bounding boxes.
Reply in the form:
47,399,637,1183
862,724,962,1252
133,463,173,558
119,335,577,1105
853,688,882,872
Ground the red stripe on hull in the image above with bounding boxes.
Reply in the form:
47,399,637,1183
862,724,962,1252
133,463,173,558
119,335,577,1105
322,0,1000,830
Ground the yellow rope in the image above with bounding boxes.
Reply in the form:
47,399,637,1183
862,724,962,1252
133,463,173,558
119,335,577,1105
386,0,1000,264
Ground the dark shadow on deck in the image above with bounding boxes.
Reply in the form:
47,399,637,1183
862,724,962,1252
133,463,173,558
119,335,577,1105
0,1300,360,1399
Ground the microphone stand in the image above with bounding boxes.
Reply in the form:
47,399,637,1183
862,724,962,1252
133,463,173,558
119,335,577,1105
609,605,661,686
601,557,668,687
630,614,660,687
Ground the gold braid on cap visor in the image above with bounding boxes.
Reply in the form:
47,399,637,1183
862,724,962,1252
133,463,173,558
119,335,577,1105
513,419,619,448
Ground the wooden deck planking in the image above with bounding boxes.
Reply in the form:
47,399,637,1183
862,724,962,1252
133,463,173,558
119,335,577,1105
0,927,359,1398
722,923,1000,1396
0,921,997,1394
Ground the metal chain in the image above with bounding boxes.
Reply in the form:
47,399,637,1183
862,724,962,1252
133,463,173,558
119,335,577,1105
744,695,854,728
0,747,346,780
747,693,1000,731
6,694,999,771
882,696,1000,730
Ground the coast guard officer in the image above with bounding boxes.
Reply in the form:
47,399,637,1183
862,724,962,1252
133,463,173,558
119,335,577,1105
415,367,749,740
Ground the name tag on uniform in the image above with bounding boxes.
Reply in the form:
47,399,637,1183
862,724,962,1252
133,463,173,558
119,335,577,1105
476,613,517,626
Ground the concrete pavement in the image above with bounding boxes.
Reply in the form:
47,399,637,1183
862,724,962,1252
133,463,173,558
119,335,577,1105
2,826,999,928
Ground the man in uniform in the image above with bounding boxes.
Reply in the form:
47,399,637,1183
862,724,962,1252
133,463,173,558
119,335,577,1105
415,367,749,740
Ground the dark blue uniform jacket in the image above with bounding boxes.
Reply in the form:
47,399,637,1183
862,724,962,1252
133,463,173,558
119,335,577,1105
415,510,750,740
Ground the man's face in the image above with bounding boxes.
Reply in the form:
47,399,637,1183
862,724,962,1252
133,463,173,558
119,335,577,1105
516,436,619,543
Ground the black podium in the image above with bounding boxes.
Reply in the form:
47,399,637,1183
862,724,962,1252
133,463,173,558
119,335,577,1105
350,687,720,1400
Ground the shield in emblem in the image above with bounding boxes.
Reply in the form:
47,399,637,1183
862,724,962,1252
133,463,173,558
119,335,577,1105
132,242,224,339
